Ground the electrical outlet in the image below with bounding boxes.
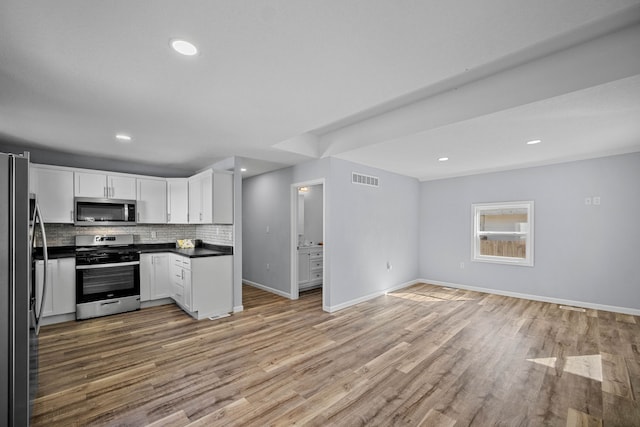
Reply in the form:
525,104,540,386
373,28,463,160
266,263,270,270
593,196,601,205
386,261,392,271
266,225,270,233
584,197,592,205
151,231,157,239
460,262,465,269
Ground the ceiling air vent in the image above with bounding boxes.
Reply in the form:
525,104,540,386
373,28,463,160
352,172,379,188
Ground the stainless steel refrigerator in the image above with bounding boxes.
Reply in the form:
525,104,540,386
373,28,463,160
1,151,48,426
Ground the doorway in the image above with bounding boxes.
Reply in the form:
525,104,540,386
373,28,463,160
290,179,326,309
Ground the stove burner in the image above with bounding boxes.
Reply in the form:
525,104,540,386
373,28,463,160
75,245,139,265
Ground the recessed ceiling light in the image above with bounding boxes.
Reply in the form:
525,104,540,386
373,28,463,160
115,134,132,142
170,39,198,56
438,157,449,162
240,168,247,172
526,139,542,145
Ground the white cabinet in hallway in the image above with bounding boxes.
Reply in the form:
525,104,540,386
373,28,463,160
31,165,75,223
140,253,172,301
75,171,136,199
298,247,323,290
35,258,76,317
136,178,167,223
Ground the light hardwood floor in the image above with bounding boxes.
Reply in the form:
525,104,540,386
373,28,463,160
33,283,640,426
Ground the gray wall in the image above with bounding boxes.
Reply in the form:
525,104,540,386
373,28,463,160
326,158,420,307
419,152,640,311
243,157,420,310
243,166,295,294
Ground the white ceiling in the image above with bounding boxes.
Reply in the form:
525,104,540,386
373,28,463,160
1,1,639,179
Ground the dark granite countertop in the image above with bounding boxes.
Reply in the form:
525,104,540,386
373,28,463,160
136,243,233,258
33,246,75,260
33,243,233,260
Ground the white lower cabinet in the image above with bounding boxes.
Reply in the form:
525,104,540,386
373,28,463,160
298,247,323,290
140,253,171,301
170,254,232,319
35,258,76,317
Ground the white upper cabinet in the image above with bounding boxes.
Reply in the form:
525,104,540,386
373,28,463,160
109,175,137,199
31,165,75,223
188,170,233,224
136,178,167,223
75,171,136,199
167,178,189,224
74,171,106,198
188,171,208,224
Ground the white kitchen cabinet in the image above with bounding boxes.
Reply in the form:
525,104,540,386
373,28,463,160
188,170,233,224
298,247,323,290
140,253,171,301
136,178,167,223
75,171,136,199
167,178,189,224
188,171,208,224
35,258,76,317
170,254,232,319
298,251,310,284
170,255,192,309
31,165,75,223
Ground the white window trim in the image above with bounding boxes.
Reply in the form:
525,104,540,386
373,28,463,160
472,201,534,267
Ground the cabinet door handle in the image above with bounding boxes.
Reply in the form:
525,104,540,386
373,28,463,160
137,212,140,222
104,187,107,197
167,213,171,222
70,210,74,221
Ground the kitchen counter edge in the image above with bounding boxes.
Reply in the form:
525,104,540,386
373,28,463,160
34,243,233,260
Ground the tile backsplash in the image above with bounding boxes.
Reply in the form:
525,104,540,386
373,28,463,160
196,224,234,246
40,223,234,247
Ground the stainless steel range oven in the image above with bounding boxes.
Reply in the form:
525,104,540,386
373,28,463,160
75,234,140,320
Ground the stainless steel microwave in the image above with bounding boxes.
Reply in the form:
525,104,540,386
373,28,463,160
75,198,137,226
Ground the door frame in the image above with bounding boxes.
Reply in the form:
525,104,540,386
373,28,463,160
290,178,326,309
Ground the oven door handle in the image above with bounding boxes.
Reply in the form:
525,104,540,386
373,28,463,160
76,261,140,270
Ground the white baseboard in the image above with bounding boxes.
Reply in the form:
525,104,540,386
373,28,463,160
243,279,292,299
233,305,244,313
420,278,640,316
325,279,421,313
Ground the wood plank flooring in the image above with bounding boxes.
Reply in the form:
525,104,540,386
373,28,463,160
32,283,640,426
